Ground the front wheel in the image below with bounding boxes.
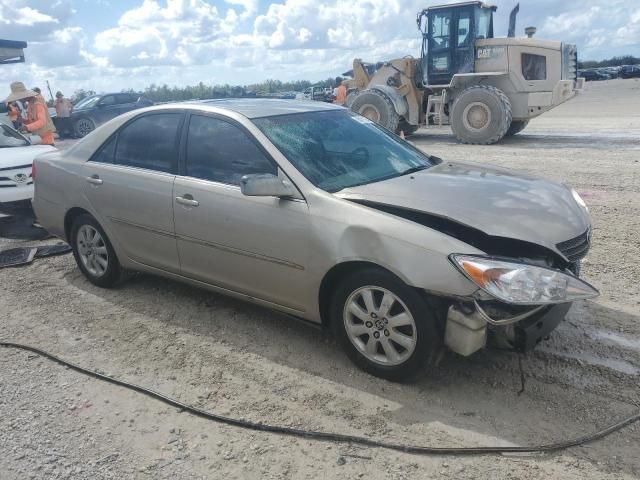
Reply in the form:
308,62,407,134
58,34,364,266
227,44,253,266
350,89,400,133
331,268,441,381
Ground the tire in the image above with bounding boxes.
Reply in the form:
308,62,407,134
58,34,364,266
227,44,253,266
350,89,400,133
74,117,96,138
450,85,512,145
505,119,529,136
331,268,441,382
70,214,122,288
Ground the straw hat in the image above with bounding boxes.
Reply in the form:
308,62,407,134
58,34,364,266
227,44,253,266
5,81,37,103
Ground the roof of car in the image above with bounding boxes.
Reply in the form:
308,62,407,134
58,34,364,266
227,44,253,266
190,98,342,119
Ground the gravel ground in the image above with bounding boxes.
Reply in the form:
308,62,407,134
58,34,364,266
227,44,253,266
1,79,639,479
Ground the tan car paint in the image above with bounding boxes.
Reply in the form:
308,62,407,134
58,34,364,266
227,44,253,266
33,104,484,323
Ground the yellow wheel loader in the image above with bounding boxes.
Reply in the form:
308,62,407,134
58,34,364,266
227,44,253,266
346,2,584,144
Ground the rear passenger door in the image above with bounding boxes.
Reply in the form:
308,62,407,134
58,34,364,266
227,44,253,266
173,113,312,312
82,111,184,273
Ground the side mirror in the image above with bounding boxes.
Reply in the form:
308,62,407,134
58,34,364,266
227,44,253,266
240,174,296,198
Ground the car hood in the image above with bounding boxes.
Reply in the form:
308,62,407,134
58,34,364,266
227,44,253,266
0,145,57,169
336,161,590,256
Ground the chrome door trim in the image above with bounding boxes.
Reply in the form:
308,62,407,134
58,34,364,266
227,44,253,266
107,216,176,239
177,233,305,270
108,216,304,270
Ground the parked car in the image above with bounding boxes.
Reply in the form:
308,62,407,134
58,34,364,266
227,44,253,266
0,124,56,207
33,100,598,380
579,69,610,81
620,65,640,79
70,93,154,138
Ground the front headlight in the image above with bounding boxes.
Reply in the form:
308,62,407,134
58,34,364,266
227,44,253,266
450,255,599,305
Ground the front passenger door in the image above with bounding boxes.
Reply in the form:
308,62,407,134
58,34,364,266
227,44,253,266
173,114,311,312
93,95,121,125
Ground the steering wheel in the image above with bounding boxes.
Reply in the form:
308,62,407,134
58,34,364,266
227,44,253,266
350,147,370,169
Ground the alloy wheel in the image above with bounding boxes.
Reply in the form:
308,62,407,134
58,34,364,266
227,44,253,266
343,286,417,366
77,224,109,277
76,118,94,137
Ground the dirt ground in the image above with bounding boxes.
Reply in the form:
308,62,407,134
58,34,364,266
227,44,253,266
1,79,639,479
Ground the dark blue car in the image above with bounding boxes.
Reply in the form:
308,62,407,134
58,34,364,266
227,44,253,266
70,93,154,138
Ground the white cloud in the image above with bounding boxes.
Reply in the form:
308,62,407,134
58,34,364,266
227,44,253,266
2,0,640,97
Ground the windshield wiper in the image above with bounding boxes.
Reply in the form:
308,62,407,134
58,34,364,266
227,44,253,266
399,165,429,176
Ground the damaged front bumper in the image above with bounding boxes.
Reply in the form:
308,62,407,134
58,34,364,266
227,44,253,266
444,300,571,356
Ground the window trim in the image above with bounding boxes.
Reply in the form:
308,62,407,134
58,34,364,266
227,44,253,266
179,111,280,186
88,110,185,174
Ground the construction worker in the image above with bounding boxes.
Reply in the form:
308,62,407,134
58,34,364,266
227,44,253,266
54,91,73,138
333,77,347,106
32,87,45,104
7,101,21,129
5,82,56,145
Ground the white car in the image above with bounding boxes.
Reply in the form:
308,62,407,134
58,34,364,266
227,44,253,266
0,124,56,207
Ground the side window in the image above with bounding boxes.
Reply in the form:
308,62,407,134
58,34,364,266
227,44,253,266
186,115,277,185
99,95,116,106
115,113,182,173
118,93,137,104
430,11,451,51
522,53,547,80
90,135,117,164
457,12,471,46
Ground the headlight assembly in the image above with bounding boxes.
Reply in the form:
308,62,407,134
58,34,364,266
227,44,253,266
450,255,599,305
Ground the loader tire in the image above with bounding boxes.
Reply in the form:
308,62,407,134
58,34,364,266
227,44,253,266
350,89,400,133
450,85,512,145
505,119,529,136
345,91,358,108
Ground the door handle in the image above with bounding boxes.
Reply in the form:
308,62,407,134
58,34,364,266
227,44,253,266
86,175,103,186
175,195,199,207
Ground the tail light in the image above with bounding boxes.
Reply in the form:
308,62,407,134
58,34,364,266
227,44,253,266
31,161,36,181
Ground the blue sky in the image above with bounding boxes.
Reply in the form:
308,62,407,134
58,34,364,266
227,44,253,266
2,0,639,96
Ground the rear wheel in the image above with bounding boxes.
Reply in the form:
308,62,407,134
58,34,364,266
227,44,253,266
350,89,400,133
331,268,440,381
450,85,512,144
505,119,529,136
74,117,95,138
70,214,122,288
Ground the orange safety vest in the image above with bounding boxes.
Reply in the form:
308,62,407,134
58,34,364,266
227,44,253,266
25,97,56,145
334,85,347,105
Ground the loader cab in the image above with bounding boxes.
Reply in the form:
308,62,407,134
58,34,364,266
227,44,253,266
418,1,495,85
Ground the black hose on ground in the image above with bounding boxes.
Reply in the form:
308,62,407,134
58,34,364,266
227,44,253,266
2,340,638,456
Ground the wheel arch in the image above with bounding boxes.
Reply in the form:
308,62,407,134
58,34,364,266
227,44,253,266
318,260,432,329
64,207,92,242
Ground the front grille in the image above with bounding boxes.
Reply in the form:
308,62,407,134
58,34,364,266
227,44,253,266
557,229,590,262
562,43,578,81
